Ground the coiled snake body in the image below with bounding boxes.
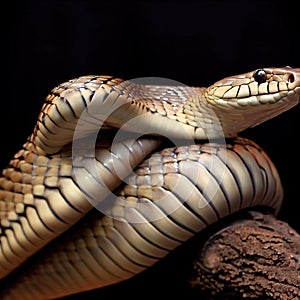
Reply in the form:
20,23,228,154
0,67,299,299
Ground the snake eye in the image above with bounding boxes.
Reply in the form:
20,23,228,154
253,69,267,84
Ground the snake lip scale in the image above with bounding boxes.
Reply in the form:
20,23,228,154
0,66,299,299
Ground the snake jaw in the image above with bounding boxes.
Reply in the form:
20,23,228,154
207,66,300,98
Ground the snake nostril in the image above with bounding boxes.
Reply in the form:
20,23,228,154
287,73,295,83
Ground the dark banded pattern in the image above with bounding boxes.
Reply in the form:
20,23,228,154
1,138,283,299
0,137,161,280
0,67,299,299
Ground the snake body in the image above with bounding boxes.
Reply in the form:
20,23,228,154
0,67,299,299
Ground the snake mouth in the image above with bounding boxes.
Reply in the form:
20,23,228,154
295,86,300,100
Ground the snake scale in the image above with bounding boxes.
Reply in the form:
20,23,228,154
0,67,299,299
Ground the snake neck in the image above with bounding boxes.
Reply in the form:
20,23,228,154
195,88,300,139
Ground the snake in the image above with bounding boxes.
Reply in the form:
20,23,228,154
0,66,299,299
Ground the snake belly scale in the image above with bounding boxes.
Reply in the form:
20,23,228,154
0,67,299,299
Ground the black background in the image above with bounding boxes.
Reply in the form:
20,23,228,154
2,0,300,298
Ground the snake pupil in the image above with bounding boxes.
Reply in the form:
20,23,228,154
254,69,267,84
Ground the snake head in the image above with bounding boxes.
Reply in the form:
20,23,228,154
204,66,300,136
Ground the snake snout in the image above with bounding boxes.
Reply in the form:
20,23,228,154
287,68,300,88
285,68,300,101
296,87,300,100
